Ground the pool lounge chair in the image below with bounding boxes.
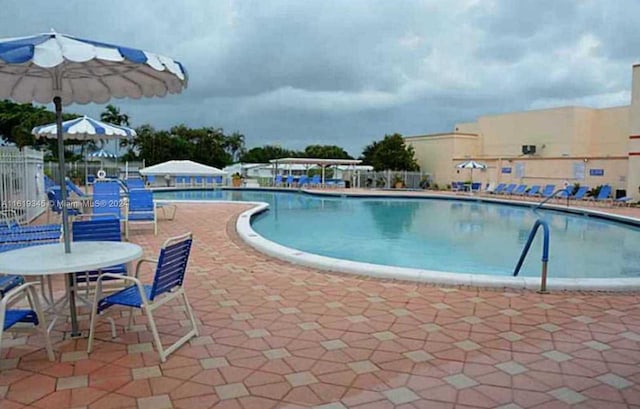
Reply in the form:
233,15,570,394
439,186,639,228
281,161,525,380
274,175,283,187
539,184,556,198
501,184,517,195
285,175,294,187
586,185,612,206
47,188,82,222
310,175,321,187
613,196,633,207
65,178,87,197
298,176,309,187
125,189,157,238
489,183,506,194
526,185,541,197
470,182,482,193
125,178,145,190
88,232,198,362
92,181,123,220
569,186,589,201
1,281,54,361
511,184,527,196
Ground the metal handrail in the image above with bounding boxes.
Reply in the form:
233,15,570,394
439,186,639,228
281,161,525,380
513,219,550,293
534,188,570,209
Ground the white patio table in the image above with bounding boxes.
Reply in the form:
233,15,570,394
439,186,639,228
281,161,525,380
0,241,143,337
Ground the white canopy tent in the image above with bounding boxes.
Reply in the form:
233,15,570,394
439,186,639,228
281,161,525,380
140,160,227,177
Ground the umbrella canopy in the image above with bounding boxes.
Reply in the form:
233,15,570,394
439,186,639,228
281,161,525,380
140,160,227,177
32,115,136,141
0,31,187,105
89,148,117,158
456,160,487,169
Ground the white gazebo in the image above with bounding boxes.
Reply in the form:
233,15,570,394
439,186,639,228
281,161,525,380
270,158,363,185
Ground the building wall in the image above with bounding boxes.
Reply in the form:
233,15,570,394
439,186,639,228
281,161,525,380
628,65,640,200
407,104,631,191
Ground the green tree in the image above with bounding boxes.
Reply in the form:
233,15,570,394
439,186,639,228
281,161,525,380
360,133,419,171
100,104,130,126
223,131,246,162
239,145,297,163
303,144,353,159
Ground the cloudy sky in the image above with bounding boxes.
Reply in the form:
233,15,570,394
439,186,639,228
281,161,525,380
3,0,639,155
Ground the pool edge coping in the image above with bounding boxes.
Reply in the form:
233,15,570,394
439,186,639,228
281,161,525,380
156,192,640,292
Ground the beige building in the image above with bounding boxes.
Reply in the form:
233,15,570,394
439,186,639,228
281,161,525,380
406,64,640,200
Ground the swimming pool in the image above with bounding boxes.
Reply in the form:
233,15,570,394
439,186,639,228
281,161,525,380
155,189,640,281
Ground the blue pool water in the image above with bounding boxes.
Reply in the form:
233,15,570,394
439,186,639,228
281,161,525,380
154,190,640,279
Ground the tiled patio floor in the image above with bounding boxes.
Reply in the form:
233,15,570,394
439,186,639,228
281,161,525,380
2,202,640,409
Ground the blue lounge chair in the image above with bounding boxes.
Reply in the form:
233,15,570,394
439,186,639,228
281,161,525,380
471,182,482,193
274,175,283,187
613,196,633,207
310,175,321,187
511,184,527,196
1,281,54,361
194,176,204,187
215,176,223,186
285,175,294,187
501,184,517,195
146,175,156,186
451,182,463,192
47,188,82,220
65,178,87,197
298,176,309,186
526,185,541,197
490,183,506,194
0,275,23,297
569,186,589,201
588,185,612,205
44,175,57,191
540,184,556,197
88,233,198,362
125,189,157,238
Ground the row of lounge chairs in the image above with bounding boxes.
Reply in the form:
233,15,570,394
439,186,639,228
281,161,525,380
480,183,631,206
274,174,345,188
175,175,223,187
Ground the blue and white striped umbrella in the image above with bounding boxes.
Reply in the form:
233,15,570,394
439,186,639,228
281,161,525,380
456,160,487,169
32,115,136,141
89,148,117,158
0,31,187,105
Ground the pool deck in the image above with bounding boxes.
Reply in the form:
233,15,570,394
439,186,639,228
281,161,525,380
2,201,640,408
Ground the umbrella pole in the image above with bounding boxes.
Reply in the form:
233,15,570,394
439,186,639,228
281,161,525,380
54,97,71,254
55,96,81,337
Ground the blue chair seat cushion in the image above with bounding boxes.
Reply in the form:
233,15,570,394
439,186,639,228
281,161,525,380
4,309,39,330
127,212,154,221
0,275,24,297
75,264,127,283
98,284,153,313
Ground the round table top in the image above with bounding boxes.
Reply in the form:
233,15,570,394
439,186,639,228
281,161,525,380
0,241,144,276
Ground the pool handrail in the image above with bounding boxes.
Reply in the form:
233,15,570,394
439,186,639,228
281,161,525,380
513,218,550,293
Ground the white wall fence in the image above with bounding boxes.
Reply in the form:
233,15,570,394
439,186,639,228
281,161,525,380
356,171,430,189
0,147,46,224
44,160,145,185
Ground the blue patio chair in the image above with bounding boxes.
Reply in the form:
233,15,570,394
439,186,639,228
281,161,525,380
274,175,283,187
215,176,223,186
184,176,193,187
526,185,541,197
47,188,81,221
88,232,198,362
540,184,556,197
285,175,294,187
613,196,633,207
501,184,517,195
125,189,157,238
73,216,127,289
471,182,482,193
125,178,145,190
194,176,204,187
298,175,309,186
1,281,54,361
146,175,156,186
87,174,96,185
44,175,57,191
510,184,527,196
92,181,123,219
204,176,214,187
0,275,23,297
310,175,321,187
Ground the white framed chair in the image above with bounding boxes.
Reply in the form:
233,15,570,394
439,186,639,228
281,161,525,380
1,281,55,362
87,233,198,362
125,189,158,238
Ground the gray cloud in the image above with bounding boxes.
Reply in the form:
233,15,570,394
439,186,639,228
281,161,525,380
1,0,639,155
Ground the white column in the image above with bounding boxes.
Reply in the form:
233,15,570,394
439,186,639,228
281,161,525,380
628,64,640,200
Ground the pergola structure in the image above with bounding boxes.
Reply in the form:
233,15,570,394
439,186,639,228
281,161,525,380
270,157,363,185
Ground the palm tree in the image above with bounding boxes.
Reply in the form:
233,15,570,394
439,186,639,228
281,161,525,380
224,132,246,162
100,104,130,157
